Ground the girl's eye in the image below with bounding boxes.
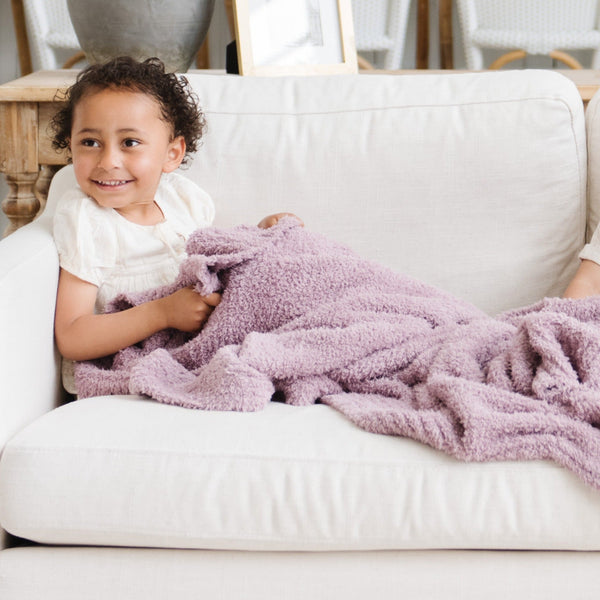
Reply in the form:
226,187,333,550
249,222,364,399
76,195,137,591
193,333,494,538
123,139,140,148
81,138,99,148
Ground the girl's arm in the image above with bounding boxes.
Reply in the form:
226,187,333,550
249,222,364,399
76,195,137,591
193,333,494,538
54,268,220,361
563,259,600,298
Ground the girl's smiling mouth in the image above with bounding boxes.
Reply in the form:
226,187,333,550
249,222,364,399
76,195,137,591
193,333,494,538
93,179,133,188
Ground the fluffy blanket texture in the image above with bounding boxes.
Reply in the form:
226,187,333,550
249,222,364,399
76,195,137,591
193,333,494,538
75,218,600,489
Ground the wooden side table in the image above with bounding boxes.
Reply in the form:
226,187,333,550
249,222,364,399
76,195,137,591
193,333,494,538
0,71,74,236
1,68,599,237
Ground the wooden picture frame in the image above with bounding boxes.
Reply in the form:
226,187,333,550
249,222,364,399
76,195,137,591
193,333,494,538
233,0,358,76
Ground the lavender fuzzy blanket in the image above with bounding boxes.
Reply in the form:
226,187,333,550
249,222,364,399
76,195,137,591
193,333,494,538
76,218,600,489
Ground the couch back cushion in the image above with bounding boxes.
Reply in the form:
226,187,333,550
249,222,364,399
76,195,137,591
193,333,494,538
48,71,586,315
181,71,586,315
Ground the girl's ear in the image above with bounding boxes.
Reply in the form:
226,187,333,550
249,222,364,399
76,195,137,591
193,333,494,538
163,135,186,173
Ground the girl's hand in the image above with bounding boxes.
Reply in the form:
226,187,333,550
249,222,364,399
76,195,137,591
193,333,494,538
158,287,221,332
55,269,222,362
257,213,304,229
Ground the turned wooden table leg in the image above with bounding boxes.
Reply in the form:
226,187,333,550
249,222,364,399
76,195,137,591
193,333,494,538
35,164,60,216
0,100,40,236
2,171,39,237
1,164,61,236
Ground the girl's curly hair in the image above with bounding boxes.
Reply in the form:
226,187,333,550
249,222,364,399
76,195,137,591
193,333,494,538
51,56,205,165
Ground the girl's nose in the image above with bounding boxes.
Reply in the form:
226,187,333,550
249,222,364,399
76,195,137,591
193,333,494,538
97,145,120,169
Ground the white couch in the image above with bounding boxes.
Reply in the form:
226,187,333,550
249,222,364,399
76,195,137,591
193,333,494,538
1,70,599,599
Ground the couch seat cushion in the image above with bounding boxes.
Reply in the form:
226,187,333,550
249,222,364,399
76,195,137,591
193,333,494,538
2,396,600,551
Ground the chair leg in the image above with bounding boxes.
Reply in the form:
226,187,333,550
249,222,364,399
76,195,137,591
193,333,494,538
357,55,375,70
463,44,485,70
490,49,583,70
62,51,86,69
11,0,32,75
549,50,583,69
488,50,526,69
383,0,412,70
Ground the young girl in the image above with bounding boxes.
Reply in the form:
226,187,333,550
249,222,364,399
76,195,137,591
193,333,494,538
52,57,292,365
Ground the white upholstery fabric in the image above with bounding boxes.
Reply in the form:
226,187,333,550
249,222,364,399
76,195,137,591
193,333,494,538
2,546,600,600
457,0,600,69
3,396,600,551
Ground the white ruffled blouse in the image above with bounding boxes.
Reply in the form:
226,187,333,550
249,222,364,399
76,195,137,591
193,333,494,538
53,172,215,312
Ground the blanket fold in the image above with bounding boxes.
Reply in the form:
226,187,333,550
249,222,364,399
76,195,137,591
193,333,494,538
75,218,600,490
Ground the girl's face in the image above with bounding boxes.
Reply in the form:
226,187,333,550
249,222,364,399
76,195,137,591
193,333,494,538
70,88,185,223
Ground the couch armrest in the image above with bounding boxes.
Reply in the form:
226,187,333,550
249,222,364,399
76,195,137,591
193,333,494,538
0,213,64,550
0,170,69,548
0,213,64,452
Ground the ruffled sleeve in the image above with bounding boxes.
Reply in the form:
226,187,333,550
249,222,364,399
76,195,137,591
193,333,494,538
164,172,215,229
579,221,600,265
53,189,117,287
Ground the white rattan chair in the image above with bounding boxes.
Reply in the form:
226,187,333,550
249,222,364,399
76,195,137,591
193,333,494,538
351,0,412,69
12,0,84,74
456,0,600,69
